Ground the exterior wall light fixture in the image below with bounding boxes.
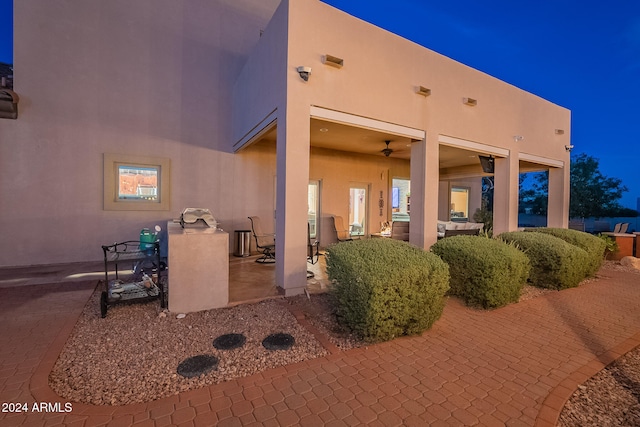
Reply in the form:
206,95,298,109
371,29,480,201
513,135,524,142
416,86,431,97
555,129,565,135
0,88,19,120
322,54,344,68
463,97,477,106
565,145,574,152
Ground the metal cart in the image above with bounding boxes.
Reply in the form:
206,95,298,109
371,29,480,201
101,240,167,318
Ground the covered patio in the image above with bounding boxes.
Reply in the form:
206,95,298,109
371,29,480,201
231,0,570,297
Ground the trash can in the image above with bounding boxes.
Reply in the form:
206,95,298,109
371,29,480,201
234,230,252,257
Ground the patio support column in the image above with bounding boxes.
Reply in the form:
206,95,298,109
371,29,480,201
275,105,310,297
493,153,519,235
410,134,439,248
547,166,570,228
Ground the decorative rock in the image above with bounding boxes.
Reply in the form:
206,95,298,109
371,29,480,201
213,333,246,350
262,333,295,350
176,313,186,319
620,256,640,271
177,355,218,378
624,403,640,426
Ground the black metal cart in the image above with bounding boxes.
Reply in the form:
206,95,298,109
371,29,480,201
101,240,166,318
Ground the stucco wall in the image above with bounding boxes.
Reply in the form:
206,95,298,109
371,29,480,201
286,0,571,161
0,0,281,266
1,0,571,267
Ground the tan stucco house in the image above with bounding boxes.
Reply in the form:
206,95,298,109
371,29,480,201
0,0,571,297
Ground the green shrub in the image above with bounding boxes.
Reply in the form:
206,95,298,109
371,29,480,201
431,235,530,309
326,238,449,343
525,228,606,277
597,233,619,260
498,231,590,290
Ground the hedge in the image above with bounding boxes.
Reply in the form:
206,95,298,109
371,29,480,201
524,227,606,277
326,238,449,342
498,231,590,290
431,235,530,309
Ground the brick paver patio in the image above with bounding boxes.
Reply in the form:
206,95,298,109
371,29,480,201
0,266,639,426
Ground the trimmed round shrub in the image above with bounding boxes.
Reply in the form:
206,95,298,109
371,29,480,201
431,235,530,309
524,228,606,277
499,231,590,290
326,238,449,343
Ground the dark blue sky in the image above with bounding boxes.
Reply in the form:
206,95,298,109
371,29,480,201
1,1,638,209
0,0,11,64
322,0,640,209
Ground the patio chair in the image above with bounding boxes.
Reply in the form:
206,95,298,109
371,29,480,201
307,222,320,265
391,221,410,241
331,216,353,242
620,223,630,233
613,223,623,233
248,216,275,264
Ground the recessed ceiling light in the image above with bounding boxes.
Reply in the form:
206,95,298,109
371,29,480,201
319,128,329,132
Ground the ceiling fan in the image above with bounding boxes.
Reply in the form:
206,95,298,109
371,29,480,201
381,140,393,157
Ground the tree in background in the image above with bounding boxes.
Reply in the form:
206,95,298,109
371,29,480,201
569,153,629,218
519,172,548,215
518,153,633,219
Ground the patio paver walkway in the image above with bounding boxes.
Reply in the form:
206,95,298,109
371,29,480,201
0,266,639,426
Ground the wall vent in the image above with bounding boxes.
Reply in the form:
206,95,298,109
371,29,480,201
463,97,477,106
322,54,344,68
555,129,565,135
416,86,431,97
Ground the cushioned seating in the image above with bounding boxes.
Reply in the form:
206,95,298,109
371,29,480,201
437,221,483,239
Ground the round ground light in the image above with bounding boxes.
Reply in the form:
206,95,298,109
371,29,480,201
213,333,246,350
177,355,219,378
262,333,295,350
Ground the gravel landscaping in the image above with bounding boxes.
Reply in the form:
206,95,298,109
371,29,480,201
49,292,331,405
49,260,640,426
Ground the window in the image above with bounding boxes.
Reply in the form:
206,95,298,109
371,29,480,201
450,187,470,220
104,153,171,211
117,165,158,201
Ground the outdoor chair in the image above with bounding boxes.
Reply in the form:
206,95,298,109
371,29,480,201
391,221,410,241
331,216,353,242
248,216,275,264
620,223,630,233
613,223,623,233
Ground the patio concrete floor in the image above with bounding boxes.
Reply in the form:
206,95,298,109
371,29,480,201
0,260,639,426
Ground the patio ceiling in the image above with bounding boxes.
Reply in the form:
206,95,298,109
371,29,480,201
258,119,491,171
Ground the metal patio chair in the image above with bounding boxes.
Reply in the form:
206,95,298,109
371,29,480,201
248,216,275,263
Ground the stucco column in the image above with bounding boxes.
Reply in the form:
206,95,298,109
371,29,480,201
410,135,439,248
547,165,570,228
493,154,519,235
275,106,310,296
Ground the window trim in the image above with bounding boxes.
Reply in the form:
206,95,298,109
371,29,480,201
103,153,171,211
